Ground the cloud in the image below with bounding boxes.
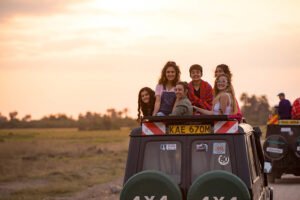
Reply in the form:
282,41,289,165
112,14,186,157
0,0,83,23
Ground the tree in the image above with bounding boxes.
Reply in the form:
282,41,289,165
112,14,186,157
106,108,117,118
240,93,271,125
9,111,18,121
22,114,31,122
0,113,8,128
123,108,129,118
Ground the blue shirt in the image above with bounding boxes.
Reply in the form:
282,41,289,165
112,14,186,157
278,99,292,119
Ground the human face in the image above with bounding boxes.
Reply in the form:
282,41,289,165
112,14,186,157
141,90,150,104
165,66,176,81
278,95,284,101
215,67,224,77
190,69,202,81
216,76,228,91
175,84,186,99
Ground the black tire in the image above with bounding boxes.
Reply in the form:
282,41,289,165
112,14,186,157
187,170,250,200
294,136,300,158
120,170,182,200
275,171,282,179
269,187,274,200
267,173,275,183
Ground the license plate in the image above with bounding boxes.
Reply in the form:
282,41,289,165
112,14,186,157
169,125,211,134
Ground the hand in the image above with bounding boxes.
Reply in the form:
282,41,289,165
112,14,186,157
193,106,200,111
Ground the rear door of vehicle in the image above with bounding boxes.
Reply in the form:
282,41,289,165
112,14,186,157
187,135,237,186
246,133,265,199
137,135,187,195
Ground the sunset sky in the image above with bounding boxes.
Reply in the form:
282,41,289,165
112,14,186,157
1,0,300,119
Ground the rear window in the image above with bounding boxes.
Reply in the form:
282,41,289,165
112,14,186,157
191,140,232,182
143,141,181,184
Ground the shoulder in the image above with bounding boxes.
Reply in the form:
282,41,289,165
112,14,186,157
180,97,192,106
219,93,231,101
201,80,213,89
155,84,163,94
187,81,194,89
155,84,163,89
283,99,291,105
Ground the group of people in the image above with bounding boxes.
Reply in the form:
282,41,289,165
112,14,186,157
137,61,242,122
277,93,300,119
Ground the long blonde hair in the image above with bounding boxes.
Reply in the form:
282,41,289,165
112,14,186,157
213,74,238,114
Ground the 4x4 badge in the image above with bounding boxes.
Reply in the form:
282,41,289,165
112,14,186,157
218,155,230,165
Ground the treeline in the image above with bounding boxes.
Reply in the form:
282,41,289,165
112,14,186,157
240,93,272,125
0,108,138,130
0,93,273,129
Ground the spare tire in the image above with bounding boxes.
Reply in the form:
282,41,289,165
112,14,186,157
187,170,250,200
295,136,300,158
120,170,182,200
263,135,288,160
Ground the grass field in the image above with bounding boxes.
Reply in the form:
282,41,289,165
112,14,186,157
0,128,130,200
0,126,267,200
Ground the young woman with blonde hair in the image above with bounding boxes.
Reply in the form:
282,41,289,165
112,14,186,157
194,74,238,115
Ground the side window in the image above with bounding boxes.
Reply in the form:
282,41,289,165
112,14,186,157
246,135,259,181
191,140,232,182
143,141,181,184
250,134,262,175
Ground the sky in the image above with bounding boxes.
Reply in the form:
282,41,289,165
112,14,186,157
1,0,300,119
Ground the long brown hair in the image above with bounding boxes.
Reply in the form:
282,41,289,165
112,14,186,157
137,87,156,121
213,74,238,114
158,61,181,86
215,64,232,79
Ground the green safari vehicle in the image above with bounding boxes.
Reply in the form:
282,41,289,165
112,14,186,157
121,115,273,200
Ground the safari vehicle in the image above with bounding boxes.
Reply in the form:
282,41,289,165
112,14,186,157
121,115,273,200
263,119,300,183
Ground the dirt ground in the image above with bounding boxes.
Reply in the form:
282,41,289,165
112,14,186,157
51,178,122,200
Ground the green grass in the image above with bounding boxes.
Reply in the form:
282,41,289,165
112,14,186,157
0,128,130,200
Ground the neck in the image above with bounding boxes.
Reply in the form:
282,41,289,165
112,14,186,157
193,80,201,85
166,82,173,88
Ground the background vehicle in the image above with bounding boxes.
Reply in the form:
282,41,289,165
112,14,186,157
263,120,300,183
121,115,273,200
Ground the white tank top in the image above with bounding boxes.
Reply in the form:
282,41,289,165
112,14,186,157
213,93,232,115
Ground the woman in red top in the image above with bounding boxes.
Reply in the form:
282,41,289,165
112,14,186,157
291,97,300,119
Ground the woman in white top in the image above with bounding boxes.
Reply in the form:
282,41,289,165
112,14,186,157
193,74,238,115
152,61,181,116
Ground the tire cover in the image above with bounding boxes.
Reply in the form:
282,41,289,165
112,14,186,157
263,135,288,160
187,170,250,200
295,136,300,158
120,170,182,200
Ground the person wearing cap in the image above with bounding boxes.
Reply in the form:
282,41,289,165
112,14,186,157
187,64,213,114
277,93,292,119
